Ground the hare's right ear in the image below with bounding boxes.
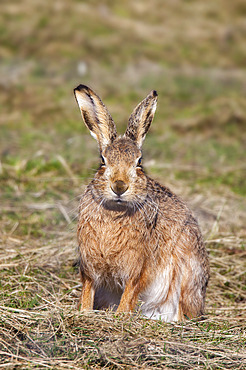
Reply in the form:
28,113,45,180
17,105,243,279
74,85,117,151
124,90,158,148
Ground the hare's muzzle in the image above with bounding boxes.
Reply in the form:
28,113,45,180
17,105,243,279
111,180,129,196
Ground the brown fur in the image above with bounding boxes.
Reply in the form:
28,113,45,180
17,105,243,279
74,85,209,322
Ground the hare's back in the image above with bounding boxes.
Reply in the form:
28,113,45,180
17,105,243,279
147,177,207,255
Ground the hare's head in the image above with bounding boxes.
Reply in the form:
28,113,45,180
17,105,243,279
74,85,157,209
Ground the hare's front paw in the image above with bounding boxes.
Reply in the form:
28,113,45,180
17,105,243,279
116,279,141,313
78,279,95,312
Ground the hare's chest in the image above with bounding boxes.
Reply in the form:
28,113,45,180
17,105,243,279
77,213,148,281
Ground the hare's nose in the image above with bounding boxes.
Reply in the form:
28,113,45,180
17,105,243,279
111,180,129,196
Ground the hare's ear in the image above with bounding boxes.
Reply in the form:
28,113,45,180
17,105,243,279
74,85,117,151
124,90,158,148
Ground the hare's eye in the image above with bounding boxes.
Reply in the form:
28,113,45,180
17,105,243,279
100,155,106,166
136,157,142,167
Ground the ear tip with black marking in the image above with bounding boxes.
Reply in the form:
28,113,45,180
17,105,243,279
152,90,158,97
74,84,90,94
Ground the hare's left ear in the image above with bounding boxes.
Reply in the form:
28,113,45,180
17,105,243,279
124,90,158,148
74,84,117,152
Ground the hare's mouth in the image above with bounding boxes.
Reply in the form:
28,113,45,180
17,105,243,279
110,193,127,203
103,197,132,212
113,197,126,205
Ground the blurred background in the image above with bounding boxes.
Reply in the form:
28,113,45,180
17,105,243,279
0,0,245,249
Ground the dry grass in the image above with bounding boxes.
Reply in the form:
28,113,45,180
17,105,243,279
0,307,245,369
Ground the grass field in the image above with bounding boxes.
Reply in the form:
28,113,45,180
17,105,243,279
0,0,245,368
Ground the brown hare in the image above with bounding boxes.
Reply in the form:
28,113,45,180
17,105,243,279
74,84,209,322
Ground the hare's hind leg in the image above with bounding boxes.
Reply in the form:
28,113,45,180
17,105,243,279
179,279,206,319
78,276,95,311
179,262,208,319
